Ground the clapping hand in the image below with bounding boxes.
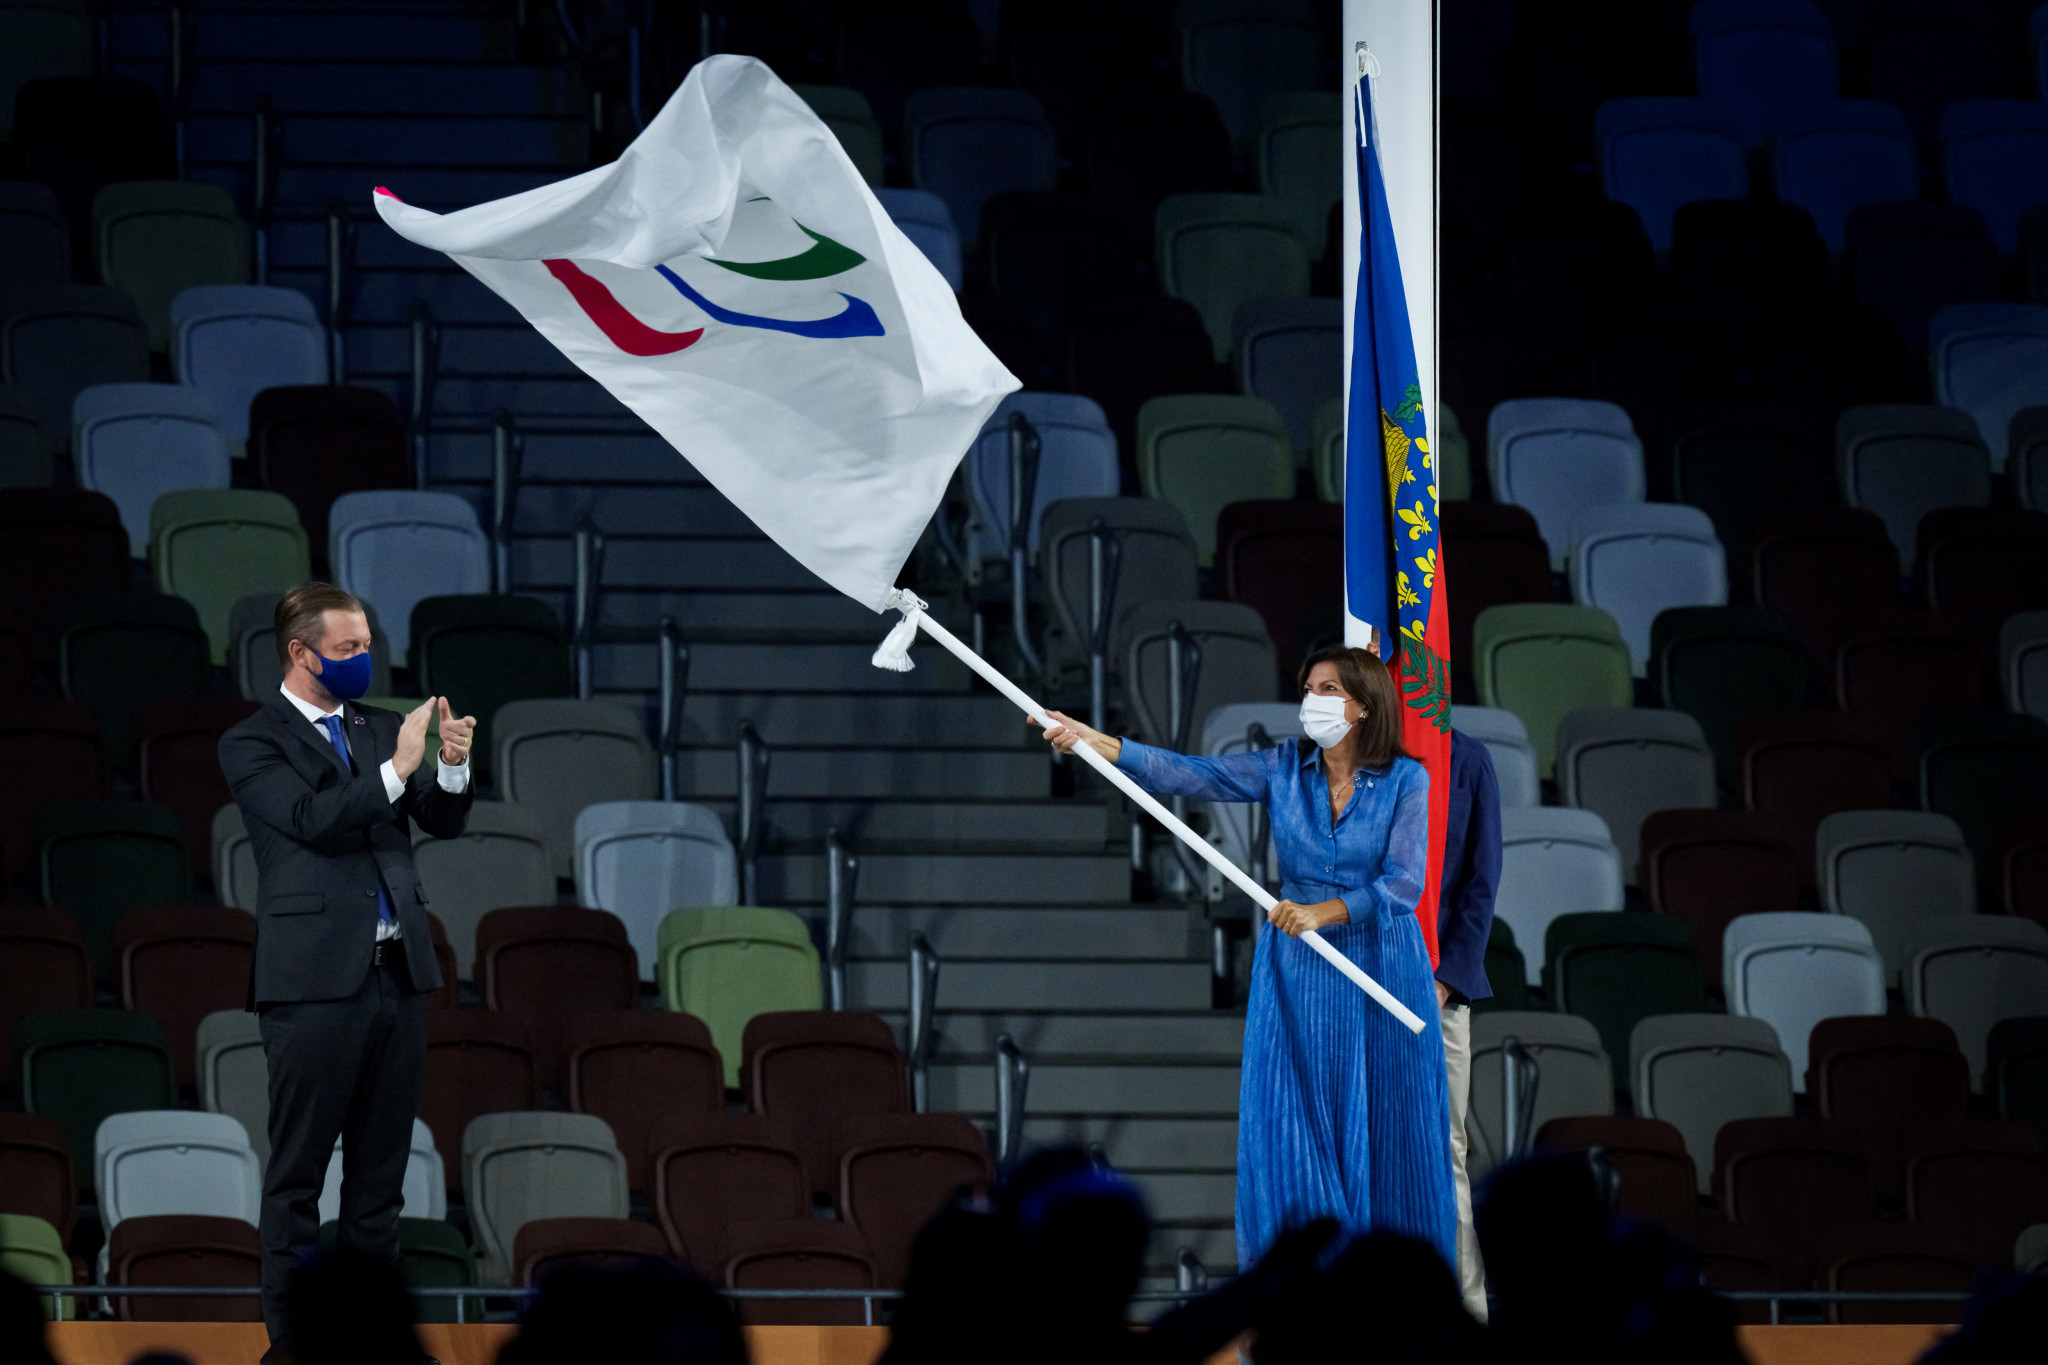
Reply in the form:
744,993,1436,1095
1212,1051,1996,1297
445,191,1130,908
437,697,477,767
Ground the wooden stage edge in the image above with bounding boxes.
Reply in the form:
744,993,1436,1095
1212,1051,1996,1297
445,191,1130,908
48,1321,1952,1365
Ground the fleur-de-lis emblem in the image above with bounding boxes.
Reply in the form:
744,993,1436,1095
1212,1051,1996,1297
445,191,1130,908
1414,548,1436,589
1397,500,1432,540
1396,571,1419,607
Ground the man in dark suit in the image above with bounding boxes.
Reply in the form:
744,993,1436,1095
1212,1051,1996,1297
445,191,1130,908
219,582,476,1357
1436,728,1501,1321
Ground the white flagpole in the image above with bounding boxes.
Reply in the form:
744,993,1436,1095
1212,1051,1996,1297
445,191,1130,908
886,599,1428,1035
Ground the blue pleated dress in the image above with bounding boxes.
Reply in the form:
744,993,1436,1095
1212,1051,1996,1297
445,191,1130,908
1115,737,1458,1270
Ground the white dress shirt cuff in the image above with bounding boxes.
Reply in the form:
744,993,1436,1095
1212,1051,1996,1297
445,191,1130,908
379,760,403,804
437,758,471,793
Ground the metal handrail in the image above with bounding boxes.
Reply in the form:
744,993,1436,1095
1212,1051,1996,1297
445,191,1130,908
907,931,939,1113
994,1034,1030,1169
1163,621,1207,898
1175,1249,1208,1295
656,615,689,800
1501,1036,1539,1163
490,412,523,594
167,1,192,176
735,720,769,903
250,97,279,285
1085,518,1123,734
408,300,441,487
1245,722,1275,892
571,515,605,699
824,828,858,1010
324,200,354,382
1006,410,1044,680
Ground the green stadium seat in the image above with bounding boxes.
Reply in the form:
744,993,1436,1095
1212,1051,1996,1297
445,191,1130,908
409,594,572,781
35,799,190,976
1474,916,1529,1014
91,182,249,351
1471,603,1634,776
319,1216,476,1323
791,85,884,187
148,490,309,665
1155,193,1310,360
0,0,93,143
0,387,52,488
1311,399,1342,502
658,907,823,1088
56,591,212,764
14,1009,176,1181
1543,912,1708,1093
1651,606,1808,782
1136,395,1294,564
1915,712,2048,870
0,1212,72,1318
1253,92,1340,261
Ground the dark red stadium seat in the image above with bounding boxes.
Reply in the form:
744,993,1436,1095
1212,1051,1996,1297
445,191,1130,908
0,700,109,881
107,1213,261,1321
1809,1016,1971,1202
1214,500,1343,676
1819,1223,1973,1325
1716,1118,1877,1282
1065,297,1219,483
1916,508,2048,670
0,1111,76,1242
476,906,637,1091
249,386,412,571
1749,506,1900,662
1531,1116,1697,1228
1638,811,1803,984
1440,502,1553,670
1666,407,1825,558
1833,615,1983,772
424,912,458,1010
649,1113,809,1272
0,606,28,695
421,1010,537,1192
0,907,92,1079
720,1219,876,1326
1686,1222,1801,1323
980,192,1143,362
0,489,132,663
12,77,176,238
133,697,260,878
1991,818,2048,928
1988,1017,2048,1149
836,1113,993,1288
56,593,213,768
1737,711,1895,876
114,905,256,1089
1905,1120,2048,1269
513,1216,673,1287
566,1011,724,1196
743,1011,908,1198
1914,712,2048,868
1082,91,1235,248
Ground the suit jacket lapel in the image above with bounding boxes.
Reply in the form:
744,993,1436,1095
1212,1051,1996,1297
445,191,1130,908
341,701,379,777
266,692,352,779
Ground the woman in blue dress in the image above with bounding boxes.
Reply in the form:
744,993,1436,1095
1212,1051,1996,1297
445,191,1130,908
1038,645,1457,1271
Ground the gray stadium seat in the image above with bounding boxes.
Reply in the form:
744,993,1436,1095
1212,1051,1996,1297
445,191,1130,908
1233,297,1341,456
1469,1011,1614,1178
329,491,491,667
210,805,257,914
412,801,555,980
197,1010,268,1168
317,1118,443,1225
1450,706,1541,809
1200,701,1299,886
462,1111,628,1287
1567,503,1727,676
1816,811,1975,979
168,285,326,452
1929,303,2048,465
1724,912,1885,1088
1836,405,1993,558
1495,808,1625,984
1115,600,1278,748
0,284,150,444
95,1110,260,1230
1038,497,1199,695
1487,398,1646,570
962,393,1120,570
2005,611,2048,722
1631,1013,1794,1194
1555,708,1717,883
494,699,657,879
1904,916,2048,1085
575,802,737,983
73,383,230,556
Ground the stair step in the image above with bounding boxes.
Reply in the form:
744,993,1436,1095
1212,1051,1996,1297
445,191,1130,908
512,536,826,592
189,10,511,60
349,322,581,378
269,166,565,213
752,797,1107,847
849,962,1211,1013
1145,1228,1237,1276
885,1009,1242,1059
672,692,1031,749
593,640,974,694
1129,1172,1237,1224
189,59,587,116
762,851,1129,906
497,589,883,643
673,746,1049,799
430,426,698,484
511,484,759,538
192,112,589,167
848,907,1187,959
1018,1117,1238,1172
928,1061,1241,1115
285,267,518,325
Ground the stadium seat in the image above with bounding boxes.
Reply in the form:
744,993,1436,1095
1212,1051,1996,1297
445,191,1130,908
410,594,572,777
36,799,190,975
1155,194,1310,362
1725,913,1886,1087
1532,1115,1696,1225
209,805,257,914
91,183,248,351
1738,712,1895,875
1833,616,1983,772
420,1011,537,1193
0,910,91,1095
1667,407,1825,560
1817,811,1977,977
1864,205,2005,369
1543,913,1706,1086
56,592,212,765
577,802,737,987
249,387,408,546
476,906,637,1091
1669,199,1832,347
1114,601,1279,747
2016,406,2048,509
1233,297,1340,457
1487,399,1646,571
106,1213,260,1322
1651,608,1806,780
744,1011,907,1198
1440,503,1553,669
0,699,107,881
1989,1017,2048,1148
1593,98,1747,252
1810,1016,1971,1200
1175,0,1319,149
0,179,68,287
837,1113,992,1288
1083,91,1236,248
72,384,231,557
133,697,257,877
330,493,490,666
0,386,52,488
721,1219,876,1326
1690,1221,1803,1308
1748,505,1900,661
2004,612,2048,722
513,1215,670,1287
226,592,394,704
1449,706,1540,809
1468,1012,1614,1179
566,1011,723,1196
95,1110,259,1232
0,1211,73,1318
1818,1222,1974,1325
149,489,310,665
0,284,150,440
196,1009,269,1168
1939,103,2048,258
1200,701,1300,883
315,1118,443,1226
1554,708,1717,880
648,1112,809,1271
657,908,821,1090
1716,1117,1876,1280
1632,1013,1793,1194
1494,808,1625,986
169,288,328,452
494,699,656,878
903,88,1056,251
963,393,1121,569
1471,605,1634,776
1064,297,1218,474
1772,100,1919,254
1214,500,1342,674
1480,919,1529,1012
1928,305,2048,469
1253,92,1339,260
1003,4,1152,143
1690,0,1838,148
463,1111,627,1287
14,1009,175,1182
1915,712,2048,866
1134,396,1294,564
317,1215,474,1322
980,193,1141,363
872,189,963,294
0,1110,76,1247
1904,916,2048,1085
1906,1120,2048,1269
114,906,253,1088
411,801,553,981
1038,497,1201,693
12,76,175,234
1835,404,1993,559
1639,812,1802,984
790,84,884,187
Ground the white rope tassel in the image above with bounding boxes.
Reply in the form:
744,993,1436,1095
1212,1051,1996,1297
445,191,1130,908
870,588,928,672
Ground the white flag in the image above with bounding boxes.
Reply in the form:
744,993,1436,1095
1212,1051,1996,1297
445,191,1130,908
373,54,1018,612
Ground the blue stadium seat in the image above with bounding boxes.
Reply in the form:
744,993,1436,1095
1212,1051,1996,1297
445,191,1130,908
873,188,962,294
1594,98,1748,251
1868,3,2020,147
902,88,1057,250
1940,101,2048,256
1929,304,2048,467
963,393,1119,569
169,286,327,453
328,491,491,667
73,384,230,557
1691,0,1840,148
1772,100,1917,253
1487,398,1647,570
1233,297,1341,457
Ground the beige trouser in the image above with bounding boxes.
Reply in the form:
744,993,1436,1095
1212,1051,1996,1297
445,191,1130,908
1442,1000,1488,1321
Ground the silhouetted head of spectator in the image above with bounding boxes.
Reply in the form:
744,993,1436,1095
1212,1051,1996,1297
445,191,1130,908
0,1271,57,1365
500,1262,745,1365
1014,1165,1151,1337
1920,1273,2048,1365
128,1354,195,1365
878,1184,1018,1365
1250,1230,1478,1365
284,1248,421,1365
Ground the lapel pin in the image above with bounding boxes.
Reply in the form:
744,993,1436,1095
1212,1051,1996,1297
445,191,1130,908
352,715,367,724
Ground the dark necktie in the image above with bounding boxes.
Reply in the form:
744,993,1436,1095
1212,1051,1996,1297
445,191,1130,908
319,713,395,928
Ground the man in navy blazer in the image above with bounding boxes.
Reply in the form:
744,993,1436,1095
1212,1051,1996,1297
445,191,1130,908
1435,728,1501,1320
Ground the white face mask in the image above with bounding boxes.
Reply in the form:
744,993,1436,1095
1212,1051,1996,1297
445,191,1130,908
1298,693,1355,750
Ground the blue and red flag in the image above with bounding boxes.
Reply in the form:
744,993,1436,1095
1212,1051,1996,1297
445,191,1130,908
1344,68,1452,964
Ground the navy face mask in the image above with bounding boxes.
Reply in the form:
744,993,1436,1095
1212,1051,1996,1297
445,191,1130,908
313,649,373,701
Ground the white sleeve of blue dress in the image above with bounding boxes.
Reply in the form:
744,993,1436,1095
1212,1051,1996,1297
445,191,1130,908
1113,738,1272,803
1340,762,1429,928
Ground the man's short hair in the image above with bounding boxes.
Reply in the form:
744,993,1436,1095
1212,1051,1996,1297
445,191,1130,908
274,582,367,667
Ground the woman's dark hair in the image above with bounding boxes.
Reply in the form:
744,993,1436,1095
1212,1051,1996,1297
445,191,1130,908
1296,645,1410,770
